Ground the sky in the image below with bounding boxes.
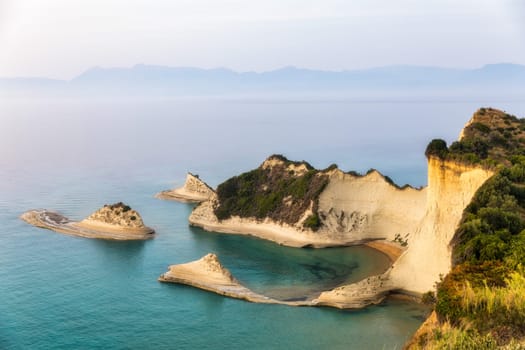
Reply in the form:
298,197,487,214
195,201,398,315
0,0,524,79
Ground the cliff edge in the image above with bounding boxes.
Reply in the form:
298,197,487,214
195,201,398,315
389,157,493,293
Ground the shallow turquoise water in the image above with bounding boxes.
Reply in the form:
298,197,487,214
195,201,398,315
2,98,524,349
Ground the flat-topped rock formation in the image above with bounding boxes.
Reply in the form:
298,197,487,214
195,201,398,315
156,173,215,203
159,253,314,306
21,202,154,240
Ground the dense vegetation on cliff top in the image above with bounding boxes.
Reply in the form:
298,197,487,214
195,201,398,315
417,108,525,349
214,155,329,230
426,108,525,167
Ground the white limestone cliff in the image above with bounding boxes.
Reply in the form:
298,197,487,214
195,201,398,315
388,157,493,293
317,169,426,243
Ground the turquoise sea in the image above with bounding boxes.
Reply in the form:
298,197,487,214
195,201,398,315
1,98,524,349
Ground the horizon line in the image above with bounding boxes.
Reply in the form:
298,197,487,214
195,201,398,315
1,62,523,81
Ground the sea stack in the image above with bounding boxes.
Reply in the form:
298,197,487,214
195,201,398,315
156,172,215,202
21,202,154,240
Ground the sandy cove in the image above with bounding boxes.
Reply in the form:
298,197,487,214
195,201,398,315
20,210,154,240
364,240,405,262
186,188,413,308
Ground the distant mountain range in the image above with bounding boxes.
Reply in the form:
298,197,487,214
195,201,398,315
2,63,525,98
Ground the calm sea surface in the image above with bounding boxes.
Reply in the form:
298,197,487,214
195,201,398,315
1,98,524,349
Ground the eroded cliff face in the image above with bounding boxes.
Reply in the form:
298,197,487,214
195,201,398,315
389,157,494,293
318,170,426,242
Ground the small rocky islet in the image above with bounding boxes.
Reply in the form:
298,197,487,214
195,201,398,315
21,202,154,240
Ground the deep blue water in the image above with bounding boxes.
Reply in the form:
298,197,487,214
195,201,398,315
1,98,524,349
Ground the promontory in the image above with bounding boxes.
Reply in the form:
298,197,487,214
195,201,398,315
21,202,154,240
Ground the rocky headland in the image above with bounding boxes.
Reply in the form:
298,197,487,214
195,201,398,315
21,202,154,240
156,173,215,202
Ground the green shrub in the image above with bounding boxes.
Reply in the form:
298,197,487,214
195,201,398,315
422,291,437,305
471,122,491,134
425,139,449,159
303,214,321,231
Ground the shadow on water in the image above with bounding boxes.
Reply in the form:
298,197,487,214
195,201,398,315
87,239,148,272
160,281,230,313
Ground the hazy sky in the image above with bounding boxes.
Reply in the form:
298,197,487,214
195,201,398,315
1,0,524,79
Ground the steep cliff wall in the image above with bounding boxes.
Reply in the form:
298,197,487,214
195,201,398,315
389,157,494,293
318,170,426,242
